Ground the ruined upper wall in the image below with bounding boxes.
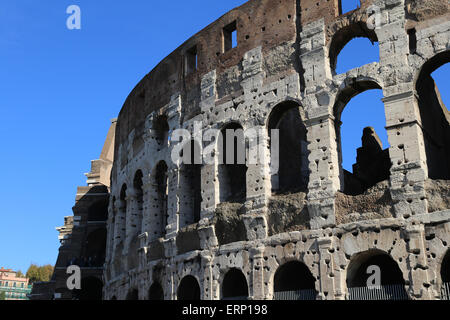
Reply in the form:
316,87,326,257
113,0,449,172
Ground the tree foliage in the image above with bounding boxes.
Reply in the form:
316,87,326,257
0,291,5,300
26,264,54,284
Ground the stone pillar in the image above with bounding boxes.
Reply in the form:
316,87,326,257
113,198,126,256
165,168,179,239
201,253,214,300
124,188,137,254
317,237,337,300
305,114,340,229
250,246,266,300
384,92,428,218
405,224,433,300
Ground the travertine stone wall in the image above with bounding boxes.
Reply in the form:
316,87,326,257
104,0,450,300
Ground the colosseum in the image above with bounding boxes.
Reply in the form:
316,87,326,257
34,0,450,301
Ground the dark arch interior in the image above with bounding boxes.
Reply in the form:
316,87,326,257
180,140,202,225
153,115,169,145
222,268,249,299
442,250,450,283
88,198,109,221
274,261,316,292
347,250,405,288
219,123,247,203
133,170,144,233
416,51,450,180
177,276,200,300
155,161,168,235
268,101,308,194
334,82,391,195
329,22,379,72
84,228,107,267
74,277,103,300
148,282,164,300
126,289,139,300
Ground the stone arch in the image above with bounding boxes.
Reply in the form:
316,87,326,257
153,114,170,147
149,161,169,239
179,139,202,227
133,170,144,234
273,260,317,300
221,268,249,300
126,288,139,300
267,100,309,193
148,281,164,300
346,249,408,300
177,275,201,300
414,50,450,180
333,79,391,195
73,277,103,300
85,228,107,267
218,122,247,203
328,18,379,73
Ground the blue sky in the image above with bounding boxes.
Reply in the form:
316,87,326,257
0,1,448,274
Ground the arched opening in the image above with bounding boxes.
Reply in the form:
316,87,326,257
179,139,202,227
441,250,450,300
334,81,391,195
273,261,316,300
177,276,200,300
416,51,450,180
88,198,109,221
73,277,103,300
133,170,144,234
153,114,170,147
346,250,408,300
330,22,379,74
338,0,361,15
222,268,249,300
148,282,164,300
218,123,247,203
119,184,127,242
84,228,106,267
154,161,168,237
126,289,139,300
268,101,308,194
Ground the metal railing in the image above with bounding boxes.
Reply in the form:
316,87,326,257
441,282,450,300
348,284,409,300
274,289,317,300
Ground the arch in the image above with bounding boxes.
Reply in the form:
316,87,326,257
222,268,249,300
267,101,308,193
119,184,128,240
126,288,139,300
85,228,107,267
148,282,164,300
153,161,168,238
218,123,247,203
415,51,450,180
179,139,202,227
333,79,391,195
273,261,316,300
329,21,379,73
177,275,200,300
133,170,144,234
88,198,109,221
346,249,408,300
153,114,170,146
74,277,103,300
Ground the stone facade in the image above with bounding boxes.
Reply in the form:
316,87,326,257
103,0,450,300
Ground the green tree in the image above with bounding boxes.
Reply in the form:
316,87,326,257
0,291,6,300
16,270,25,278
26,264,54,284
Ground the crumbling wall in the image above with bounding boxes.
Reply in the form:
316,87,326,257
214,203,246,245
266,192,309,236
406,0,449,21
